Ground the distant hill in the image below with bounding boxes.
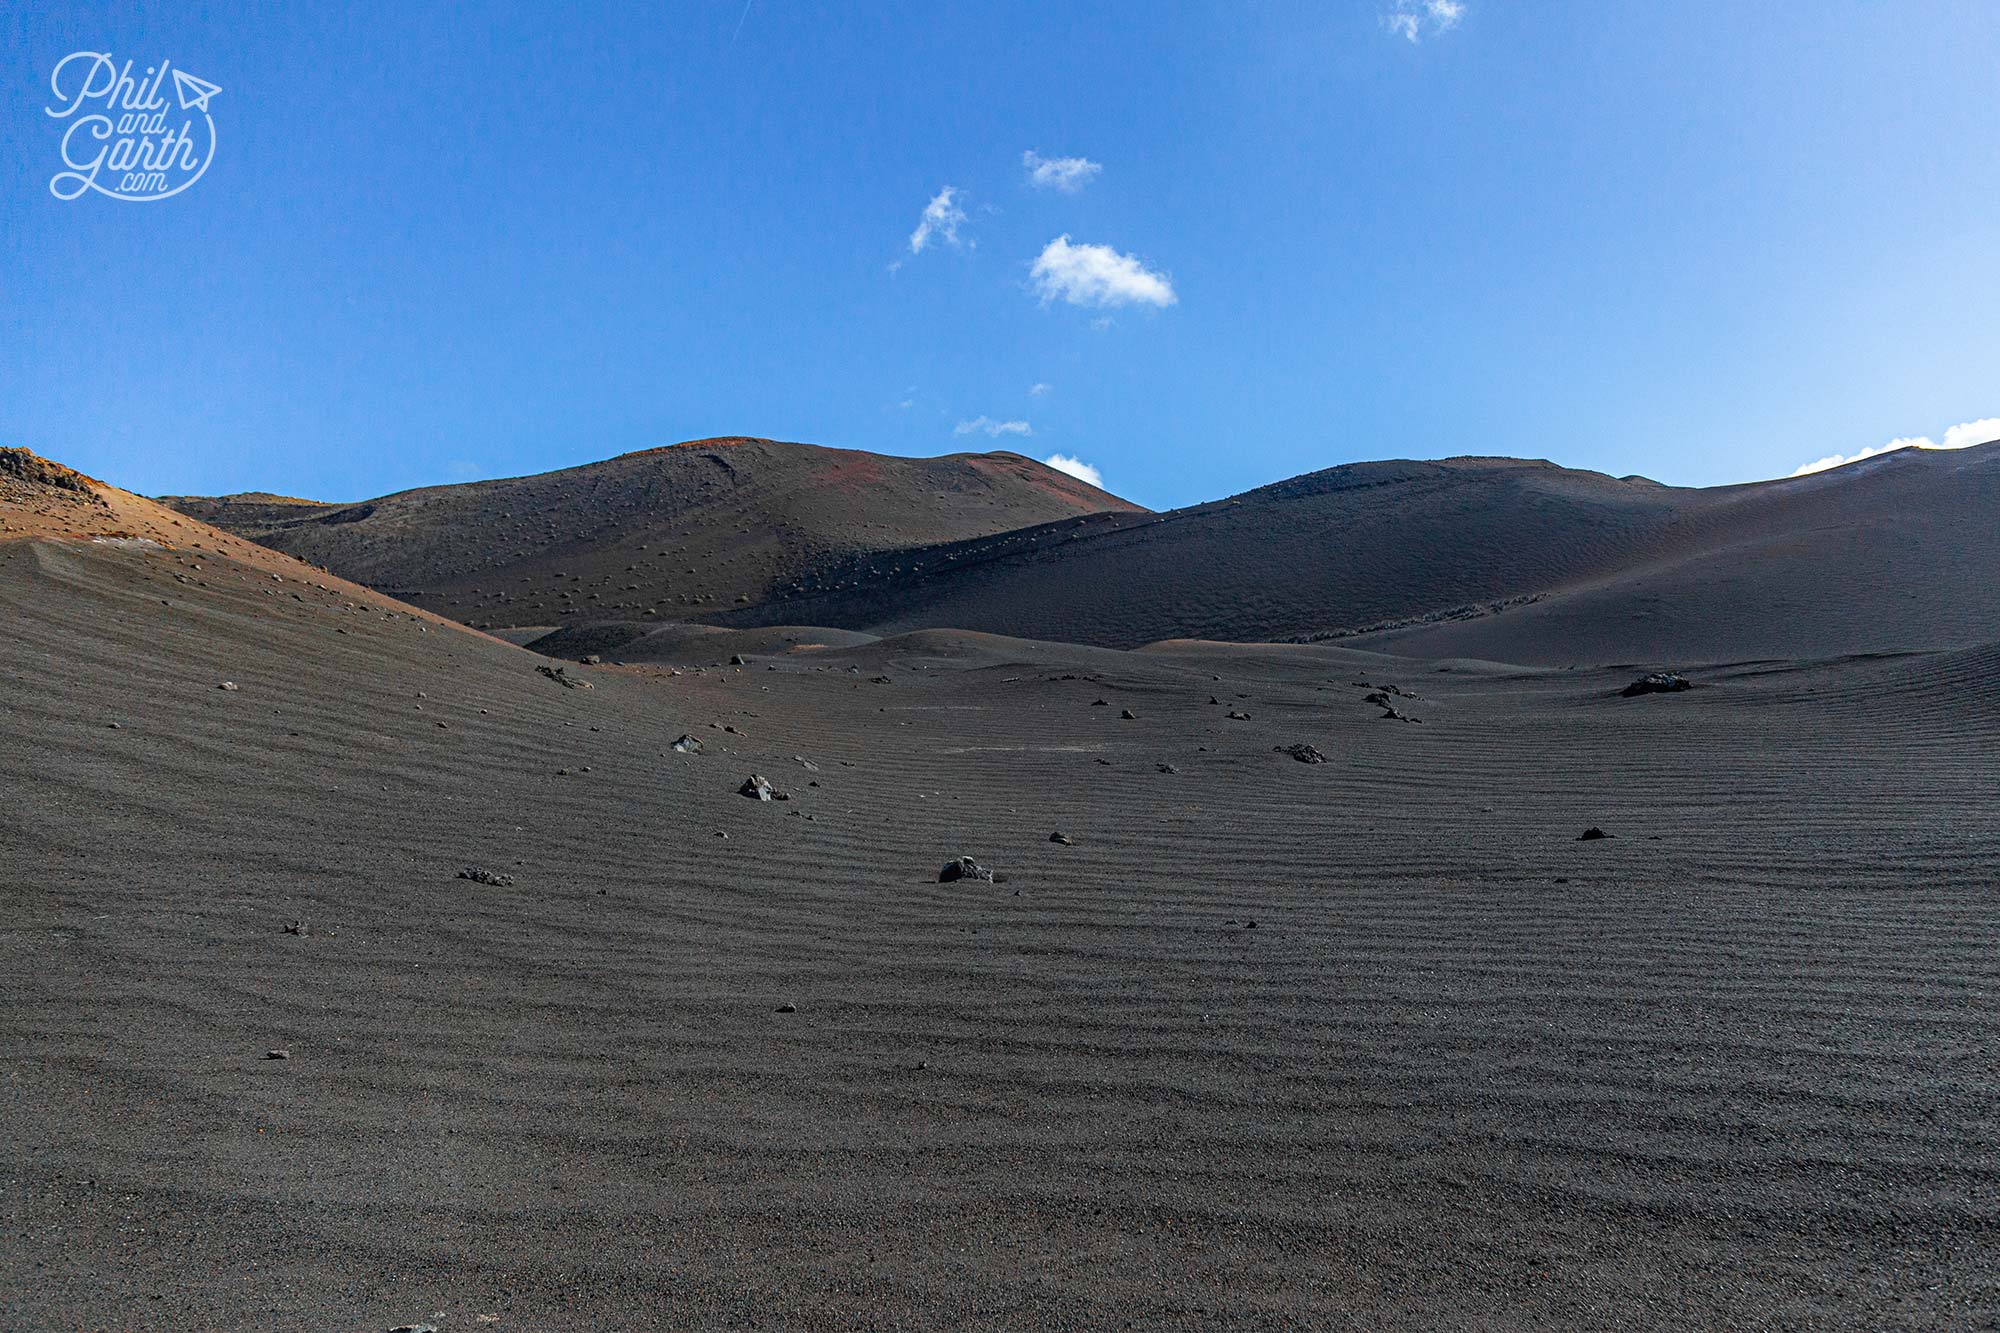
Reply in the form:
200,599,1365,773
162,435,2000,665
708,455,1686,647
1344,441,2000,664
160,437,1144,628
707,442,2000,662
162,492,334,531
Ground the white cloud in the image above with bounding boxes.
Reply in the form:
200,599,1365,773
955,416,1033,438
1023,150,1103,192
1030,235,1176,309
1790,416,1999,476
1940,417,2000,450
1386,0,1465,42
1029,382,1052,397
1043,453,1104,489
909,186,968,254
1790,444,1904,476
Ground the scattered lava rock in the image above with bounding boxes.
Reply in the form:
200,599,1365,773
739,774,788,801
265,1049,290,1060
1577,827,1611,841
671,734,703,754
1226,710,1251,720
730,654,749,666
1622,671,1692,697
774,1003,797,1014
1274,743,1327,764
1120,709,1139,720
1050,831,1073,845
0,446,98,495
457,867,517,886
1091,698,1111,707
581,654,602,665
536,664,591,689
1156,762,1180,774
217,681,240,692
939,856,996,884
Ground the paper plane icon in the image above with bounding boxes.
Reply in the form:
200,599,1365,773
172,68,221,113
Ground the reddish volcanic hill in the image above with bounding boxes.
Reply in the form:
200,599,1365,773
161,437,1144,629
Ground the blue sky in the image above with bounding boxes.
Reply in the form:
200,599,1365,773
3,2,1995,509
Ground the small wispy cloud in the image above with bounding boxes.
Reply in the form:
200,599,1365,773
1030,235,1176,309
1029,382,1052,397
1023,150,1102,192
1042,453,1104,489
955,416,1034,438
909,186,968,254
1790,416,1999,477
1385,0,1466,42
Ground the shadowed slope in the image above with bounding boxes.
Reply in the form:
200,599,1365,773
714,443,2000,662
162,437,1144,629
1348,441,2000,663
715,456,1687,647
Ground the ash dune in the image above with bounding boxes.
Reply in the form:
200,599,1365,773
173,435,2000,670
164,436,1143,629
1352,441,2000,663
714,441,2000,662
0,447,473,629
7,445,2000,1329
